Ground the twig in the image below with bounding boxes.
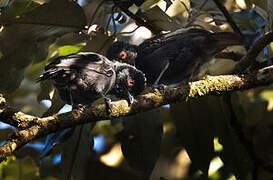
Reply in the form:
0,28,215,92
233,31,273,73
112,0,161,34
1,67,273,162
117,26,140,35
212,0,243,38
111,5,117,35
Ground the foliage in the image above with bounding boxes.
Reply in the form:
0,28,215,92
0,0,273,180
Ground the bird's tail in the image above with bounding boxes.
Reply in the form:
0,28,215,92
210,32,245,50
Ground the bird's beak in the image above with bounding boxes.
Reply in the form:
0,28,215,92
127,91,135,105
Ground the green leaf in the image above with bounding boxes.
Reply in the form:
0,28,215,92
1,0,87,30
1,157,40,180
0,0,87,93
260,90,273,111
58,45,84,56
1,0,39,18
0,156,16,178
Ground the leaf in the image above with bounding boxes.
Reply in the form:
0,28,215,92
260,90,273,111
55,32,86,47
253,119,273,168
171,95,253,179
58,45,84,56
1,157,40,180
170,98,215,175
80,30,114,54
211,95,253,179
118,109,163,179
0,0,87,93
61,123,97,180
1,0,86,30
141,0,161,10
1,0,39,17
0,156,16,178
137,6,180,31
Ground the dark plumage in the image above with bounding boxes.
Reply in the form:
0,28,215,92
38,52,146,160
107,28,244,85
37,52,146,106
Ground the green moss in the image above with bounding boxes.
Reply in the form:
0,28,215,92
109,101,130,117
189,76,233,98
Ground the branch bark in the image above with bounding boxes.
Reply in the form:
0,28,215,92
1,65,273,161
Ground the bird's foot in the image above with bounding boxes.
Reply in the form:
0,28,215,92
104,97,112,114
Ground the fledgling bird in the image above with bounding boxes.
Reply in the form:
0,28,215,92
37,52,146,160
37,52,146,107
107,28,244,86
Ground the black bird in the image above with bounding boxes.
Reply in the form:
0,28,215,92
37,52,146,160
37,52,146,107
107,28,244,86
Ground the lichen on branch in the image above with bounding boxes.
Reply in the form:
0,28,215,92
0,65,273,162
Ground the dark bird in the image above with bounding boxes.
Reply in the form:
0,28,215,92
37,52,146,160
37,52,146,107
107,28,244,86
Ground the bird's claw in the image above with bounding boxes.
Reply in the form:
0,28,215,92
104,98,112,114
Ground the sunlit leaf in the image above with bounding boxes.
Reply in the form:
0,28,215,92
260,90,273,111
58,45,84,56
1,157,40,180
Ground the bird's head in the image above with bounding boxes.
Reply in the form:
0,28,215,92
112,62,146,105
106,41,138,66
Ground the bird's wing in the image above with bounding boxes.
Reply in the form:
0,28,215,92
38,52,114,82
137,28,210,57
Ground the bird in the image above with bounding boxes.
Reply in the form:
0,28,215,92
37,52,146,160
37,52,146,107
107,28,244,86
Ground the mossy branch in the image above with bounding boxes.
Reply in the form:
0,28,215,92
1,65,273,161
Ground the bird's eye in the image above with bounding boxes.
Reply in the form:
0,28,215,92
127,79,134,87
119,51,127,60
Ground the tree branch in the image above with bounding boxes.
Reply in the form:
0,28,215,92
1,65,273,161
233,31,273,73
212,0,245,41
